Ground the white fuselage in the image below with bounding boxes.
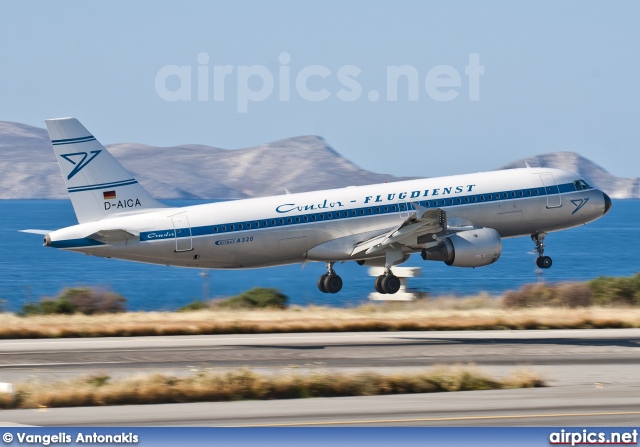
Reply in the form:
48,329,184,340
46,167,609,269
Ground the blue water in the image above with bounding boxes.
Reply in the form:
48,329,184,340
1,199,638,312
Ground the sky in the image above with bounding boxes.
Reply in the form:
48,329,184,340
1,1,639,178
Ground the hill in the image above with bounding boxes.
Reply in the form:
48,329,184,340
500,152,639,199
0,121,408,200
0,121,637,199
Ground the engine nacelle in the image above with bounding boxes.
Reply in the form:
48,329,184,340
421,228,501,267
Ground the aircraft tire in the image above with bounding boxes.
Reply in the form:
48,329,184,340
374,275,386,294
324,274,343,294
317,274,329,293
382,274,401,294
536,256,552,269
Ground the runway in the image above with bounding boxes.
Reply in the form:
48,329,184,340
1,329,639,426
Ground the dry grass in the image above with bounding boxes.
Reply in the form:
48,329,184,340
0,301,638,339
0,365,544,409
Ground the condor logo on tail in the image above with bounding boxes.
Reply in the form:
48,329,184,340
60,150,102,180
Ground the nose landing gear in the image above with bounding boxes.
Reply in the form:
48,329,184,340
317,262,343,294
532,232,552,269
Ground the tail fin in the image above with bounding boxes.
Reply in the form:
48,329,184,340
45,117,166,223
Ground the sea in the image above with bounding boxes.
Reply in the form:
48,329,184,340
1,199,638,312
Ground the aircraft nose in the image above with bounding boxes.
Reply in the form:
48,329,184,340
603,193,612,215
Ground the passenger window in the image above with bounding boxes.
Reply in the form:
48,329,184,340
230,224,235,230
464,197,470,203
383,206,388,212
295,217,300,223
222,225,226,231
456,198,462,204
472,196,477,202
213,226,218,232
480,195,485,201
534,189,539,195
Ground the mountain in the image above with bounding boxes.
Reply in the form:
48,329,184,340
0,120,637,199
500,152,640,199
0,121,410,200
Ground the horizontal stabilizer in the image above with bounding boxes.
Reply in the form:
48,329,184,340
19,229,51,235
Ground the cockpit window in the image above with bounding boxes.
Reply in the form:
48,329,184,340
574,179,591,191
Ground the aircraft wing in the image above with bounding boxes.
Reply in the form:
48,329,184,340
351,203,447,256
86,229,138,244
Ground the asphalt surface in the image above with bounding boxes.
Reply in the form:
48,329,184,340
1,329,639,426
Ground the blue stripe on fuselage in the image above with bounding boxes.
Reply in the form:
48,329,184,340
138,182,584,242
50,238,105,249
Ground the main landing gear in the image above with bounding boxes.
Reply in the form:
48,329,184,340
532,232,552,269
317,262,343,294
373,269,401,295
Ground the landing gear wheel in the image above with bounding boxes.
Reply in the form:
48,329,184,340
324,274,343,294
536,256,552,269
381,274,401,294
531,233,553,269
374,275,387,294
317,273,329,293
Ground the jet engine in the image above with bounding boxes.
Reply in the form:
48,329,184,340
421,228,501,267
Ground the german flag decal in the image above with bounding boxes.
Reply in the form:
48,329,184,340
103,190,116,200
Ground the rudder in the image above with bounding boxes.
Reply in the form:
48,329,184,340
45,117,166,223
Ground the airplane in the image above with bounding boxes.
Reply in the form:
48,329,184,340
23,117,612,295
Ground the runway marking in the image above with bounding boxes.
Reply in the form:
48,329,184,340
1,329,639,350
0,361,132,368
230,410,640,427
0,347,229,356
0,334,386,348
4,328,639,345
